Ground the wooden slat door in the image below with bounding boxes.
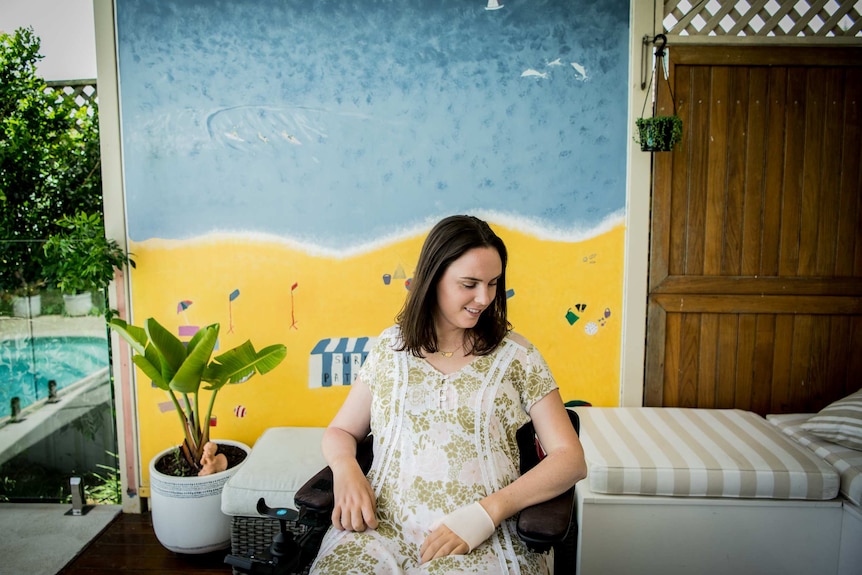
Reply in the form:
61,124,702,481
645,46,862,415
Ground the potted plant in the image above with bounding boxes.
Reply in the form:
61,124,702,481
8,282,44,318
635,35,683,153
42,211,133,316
108,316,287,553
1,242,46,318
634,115,683,152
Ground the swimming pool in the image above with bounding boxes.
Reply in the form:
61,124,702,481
0,336,110,419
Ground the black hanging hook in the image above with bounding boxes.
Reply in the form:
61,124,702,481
639,33,676,116
653,33,667,58
640,33,669,90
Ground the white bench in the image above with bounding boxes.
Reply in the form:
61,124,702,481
768,413,862,575
573,407,845,575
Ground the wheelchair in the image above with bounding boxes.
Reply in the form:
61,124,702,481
225,410,580,575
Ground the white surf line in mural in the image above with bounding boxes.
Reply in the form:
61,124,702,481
472,208,625,243
142,209,626,259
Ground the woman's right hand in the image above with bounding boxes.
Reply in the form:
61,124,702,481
330,458,378,531
322,375,377,531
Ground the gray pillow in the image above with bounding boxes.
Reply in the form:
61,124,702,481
801,388,862,451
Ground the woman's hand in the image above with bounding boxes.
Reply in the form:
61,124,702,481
330,458,378,531
420,523,469,563
322,375,377,532
420,501,495,563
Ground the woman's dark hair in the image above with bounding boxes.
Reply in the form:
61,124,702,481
396,215,511,357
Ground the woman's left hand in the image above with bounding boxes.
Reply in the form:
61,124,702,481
420,501,495,563
419,523,469,563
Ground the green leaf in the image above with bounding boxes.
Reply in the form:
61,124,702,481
132,353,169,391
169,324,218,395
255,344,288,375
204,341,287,389
108,318,148,356
186,322,217,357
145,318,187,383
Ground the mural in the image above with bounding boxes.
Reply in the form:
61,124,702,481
114,0,630,485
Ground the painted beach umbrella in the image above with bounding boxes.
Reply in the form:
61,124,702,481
177,300,194,325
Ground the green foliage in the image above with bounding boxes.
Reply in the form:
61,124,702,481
635,115,683,152
42,211,133,294
0,27,103,294
109,317,287,472
86,453,121,505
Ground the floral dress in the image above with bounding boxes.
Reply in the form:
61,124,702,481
310,326,558,575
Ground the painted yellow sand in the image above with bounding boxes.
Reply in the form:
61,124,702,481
129,222,624,486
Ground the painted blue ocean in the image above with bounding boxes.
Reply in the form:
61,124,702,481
116,0,630,249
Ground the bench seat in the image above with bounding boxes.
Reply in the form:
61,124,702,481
572,407,846,575
578,407,839,500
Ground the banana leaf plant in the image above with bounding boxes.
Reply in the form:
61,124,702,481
109,317,286,472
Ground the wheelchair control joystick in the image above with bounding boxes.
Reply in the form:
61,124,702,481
225,498,326,575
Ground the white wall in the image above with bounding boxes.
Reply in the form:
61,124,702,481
0,0,96,80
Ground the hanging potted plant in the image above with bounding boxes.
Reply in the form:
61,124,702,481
43,212,134,316
635,115,683,152
108,317,287,553
635,34,683,153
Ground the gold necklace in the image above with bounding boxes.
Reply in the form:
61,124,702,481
437,336,467,358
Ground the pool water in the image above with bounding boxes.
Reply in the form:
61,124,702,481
0,336,110,419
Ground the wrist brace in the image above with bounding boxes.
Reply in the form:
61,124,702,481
437,501,496,551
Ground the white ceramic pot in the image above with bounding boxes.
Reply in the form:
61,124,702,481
62,292,93,316
148,439,250,554
12,294,41,318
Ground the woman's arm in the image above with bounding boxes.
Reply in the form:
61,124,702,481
420,389,586,562
322,375,378,532
480,389,586,524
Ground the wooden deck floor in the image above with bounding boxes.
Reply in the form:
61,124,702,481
59,511,233,574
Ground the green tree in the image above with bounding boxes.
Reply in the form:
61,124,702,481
0,27,102,294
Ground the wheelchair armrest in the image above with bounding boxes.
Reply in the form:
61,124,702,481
516,486,575,551
515,409,580,553
294,434,374,516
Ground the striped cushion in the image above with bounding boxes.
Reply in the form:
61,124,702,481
576,407,839,500
768,413,862,506
800,388,862,451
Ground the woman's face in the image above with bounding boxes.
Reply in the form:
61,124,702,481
434,246,502,334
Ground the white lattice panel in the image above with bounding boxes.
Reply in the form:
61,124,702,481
664,0,862,37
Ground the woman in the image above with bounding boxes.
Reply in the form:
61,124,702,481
310,215,586,575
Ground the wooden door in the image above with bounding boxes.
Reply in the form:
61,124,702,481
645,46,862,415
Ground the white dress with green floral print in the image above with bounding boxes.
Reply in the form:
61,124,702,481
310,326,558,575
